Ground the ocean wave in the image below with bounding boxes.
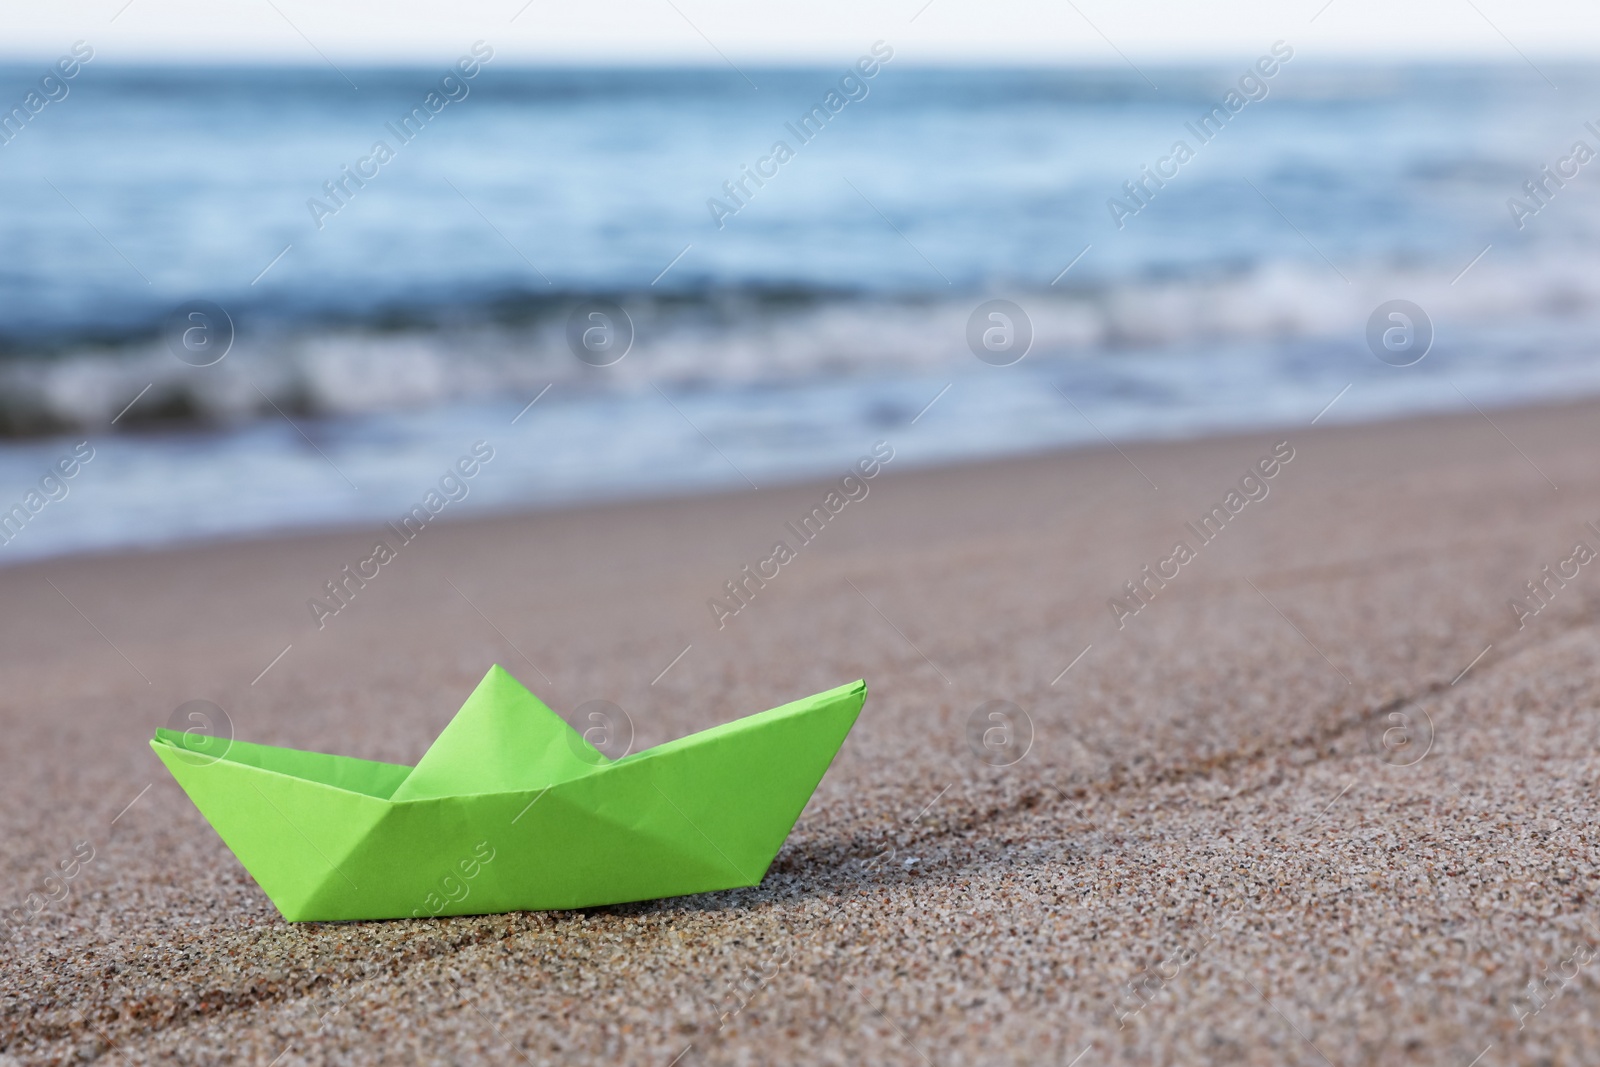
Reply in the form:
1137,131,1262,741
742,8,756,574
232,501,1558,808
2,250,1597,437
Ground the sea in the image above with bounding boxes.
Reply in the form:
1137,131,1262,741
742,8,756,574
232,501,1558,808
0,59,1597,562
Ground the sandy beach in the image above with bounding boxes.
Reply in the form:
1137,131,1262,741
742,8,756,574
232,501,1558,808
3,399,1600,1066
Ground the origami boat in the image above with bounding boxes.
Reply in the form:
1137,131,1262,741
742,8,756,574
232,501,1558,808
151,668,865,921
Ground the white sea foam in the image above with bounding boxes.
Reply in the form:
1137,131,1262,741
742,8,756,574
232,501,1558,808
4,246,1599,436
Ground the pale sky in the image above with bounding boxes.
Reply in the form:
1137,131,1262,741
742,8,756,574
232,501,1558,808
2,0,1596,65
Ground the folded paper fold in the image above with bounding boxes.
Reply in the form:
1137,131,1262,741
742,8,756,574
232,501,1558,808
391,665,607,800
152,670,865,921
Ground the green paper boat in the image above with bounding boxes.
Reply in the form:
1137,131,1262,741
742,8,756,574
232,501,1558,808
151,667,865,921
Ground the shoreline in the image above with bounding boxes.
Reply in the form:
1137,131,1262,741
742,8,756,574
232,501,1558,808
2,390,1594,576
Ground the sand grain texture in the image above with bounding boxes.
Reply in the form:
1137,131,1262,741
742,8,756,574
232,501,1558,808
3,402,1600,1065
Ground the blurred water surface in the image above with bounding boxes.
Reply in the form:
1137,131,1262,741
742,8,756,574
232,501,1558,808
0,60,1595,559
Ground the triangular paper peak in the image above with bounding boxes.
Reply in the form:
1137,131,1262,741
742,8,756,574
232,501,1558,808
389,665,606,801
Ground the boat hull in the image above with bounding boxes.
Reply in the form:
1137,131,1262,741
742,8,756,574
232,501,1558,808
153,679,865,921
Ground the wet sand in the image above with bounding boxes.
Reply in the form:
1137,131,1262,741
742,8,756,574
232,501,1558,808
3,399,1600,1065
